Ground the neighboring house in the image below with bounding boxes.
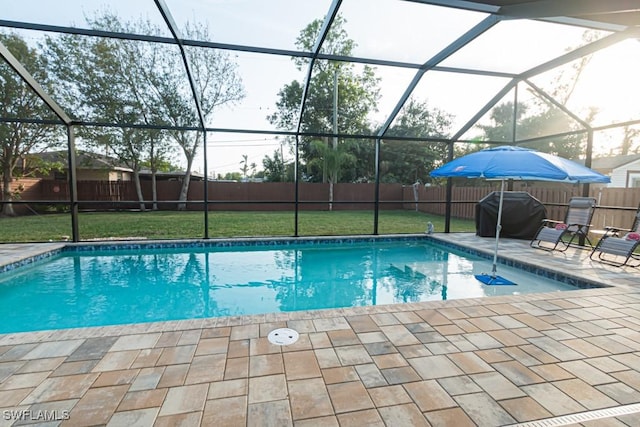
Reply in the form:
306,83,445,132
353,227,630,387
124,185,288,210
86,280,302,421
586,154,640,188
21,151,203,182
22,150,133,181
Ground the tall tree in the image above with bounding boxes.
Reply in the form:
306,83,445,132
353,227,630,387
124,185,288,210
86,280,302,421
0,33,62,216
45,12,244,210
382,99,453,184
268,16,380,182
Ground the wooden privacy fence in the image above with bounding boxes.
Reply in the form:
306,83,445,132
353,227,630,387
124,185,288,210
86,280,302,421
406,185,640,232
9,179,640,230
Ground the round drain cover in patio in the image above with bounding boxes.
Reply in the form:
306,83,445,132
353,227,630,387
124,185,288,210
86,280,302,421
267,328,299,346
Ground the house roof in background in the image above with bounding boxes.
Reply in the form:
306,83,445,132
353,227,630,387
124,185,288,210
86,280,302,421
586,153,640,172
31,151,133,172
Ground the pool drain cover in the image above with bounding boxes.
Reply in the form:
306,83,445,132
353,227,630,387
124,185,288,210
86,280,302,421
268,328,299,346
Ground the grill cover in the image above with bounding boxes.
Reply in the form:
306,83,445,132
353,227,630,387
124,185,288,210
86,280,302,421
475,191,547,239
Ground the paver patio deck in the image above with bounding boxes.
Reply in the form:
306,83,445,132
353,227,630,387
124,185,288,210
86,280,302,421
0,233,639,426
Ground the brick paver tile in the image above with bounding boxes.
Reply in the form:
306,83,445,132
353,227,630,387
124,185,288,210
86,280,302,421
22,340,85,360
91,350,140,372
107,407,159,427
409,355,463,380
131,348,163,369
393,311,423,324
227,339,249,358
489,315,527,329
558,360,616,386
521,383,586,415
327,329,360,346
156,345,196,366
177,330,201,346
224,356,248,380
502,347,542,366
201,326,231,339
553,378,619,410
347,315,380,334
93,368,139,388
336,409,384,427
511,313,555,331
438,308,468,320
208,378,247,400
447,352,492,374
202,395,248,426
355,364,387,388
67,337,118,361
367,384,412,407
454,392,516,426
248,374,287,404
65,384,129,425
288,378,334,421
156,364,189,388
155,332,182,348
327,381,374,414
488,329,529,346
195,337,229,356
154,411,202,427
527,337,585,361
425,341,460,354
397,344,431,359
322,366,359,384
463,332,503,349
415,309,452,326
424,407,476,427
314,348,341,369
381,366,421,385
474,348,513,363
294,415,338,427
372,353,408,369
185,354,226,384
380,325,421,346
470,372,526,400
364,341,397,356
313,317,351,331
117,388,168,411
0,371,50,390
493,360,545,385
437,375,483,396
158,383,208,416
283,350,321,380
499,396,553,422
586,356,633,373
250,353,284,377
403,379,456,412
0,388,33,407
230,324,260,340
596,382,640,405
357,332,387,344
370,313,401,326
517,344,559,364
22,373,99,404
611,370,640,392
585,336,634,354
247,399,293,427
250,337,281,356
111,334,161,351
530,364,575,381
378,403,430,426
310,332,333,349
334,345,372,365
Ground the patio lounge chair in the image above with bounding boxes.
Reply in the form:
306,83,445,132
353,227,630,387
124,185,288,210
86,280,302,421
590,206,640,267
530,196,597,252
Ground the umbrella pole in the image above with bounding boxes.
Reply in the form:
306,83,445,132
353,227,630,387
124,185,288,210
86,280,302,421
491,179,505,277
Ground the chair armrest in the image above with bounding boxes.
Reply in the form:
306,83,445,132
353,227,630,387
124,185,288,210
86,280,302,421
541,219,563,226
603,225,631,237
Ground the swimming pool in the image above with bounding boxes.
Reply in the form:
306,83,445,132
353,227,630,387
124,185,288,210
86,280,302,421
0,237,595,334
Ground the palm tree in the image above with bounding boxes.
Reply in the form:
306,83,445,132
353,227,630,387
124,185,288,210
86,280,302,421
309,139,355,211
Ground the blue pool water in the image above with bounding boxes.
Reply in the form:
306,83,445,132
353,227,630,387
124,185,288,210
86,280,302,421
0,239,586,333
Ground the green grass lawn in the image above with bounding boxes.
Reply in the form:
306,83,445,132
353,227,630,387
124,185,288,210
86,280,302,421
0,210,476,242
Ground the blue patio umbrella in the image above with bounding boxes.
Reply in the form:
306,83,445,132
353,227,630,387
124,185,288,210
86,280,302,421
430,145,610,285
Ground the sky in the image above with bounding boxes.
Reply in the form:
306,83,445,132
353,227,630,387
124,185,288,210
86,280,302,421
3,0,640,175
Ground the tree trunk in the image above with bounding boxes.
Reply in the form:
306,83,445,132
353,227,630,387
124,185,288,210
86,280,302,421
329,181,333,212
151,171,158,211
1,163,15,217
178,159,193,211
133,170,145,212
